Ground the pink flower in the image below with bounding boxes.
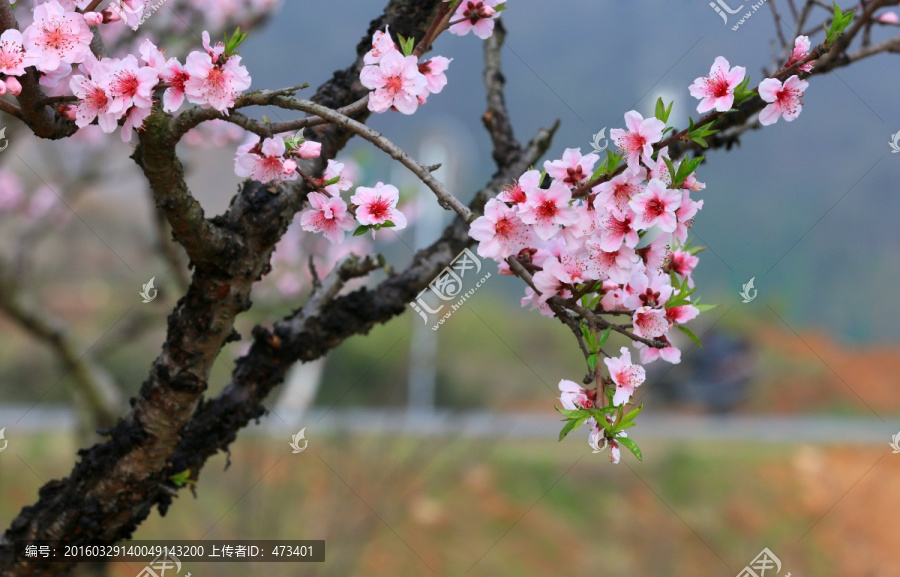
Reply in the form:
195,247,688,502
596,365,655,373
419,56,452,95
666,304,699,325
559,379,594,410
544,148,599,188
592,169,646,212
521,286,554,317
636,234,670,271
758,75,808,126
610,111,665,171
234,135,297,183
604,347,646,406
629,179,682,232
449,0,502,40
688,56,746,113
364,26,397,65
623,269,674,310
785,35,814,73
103,55,159,116
666,250,699,280
0,30,37,76
498,170,541,204
672,191,703,244
878,12,900,24
321,159,353,195
632,306,669,339
532,257,574,303
585,241,636,285
23,0,93,73
351,182,407,229
69,69,118,132
636,336,681,364
161,59,190,112
299,192,356,244
184,32,251,114
469,198,532,260
360,50,426,115
597,206,639,252
518,180,579,240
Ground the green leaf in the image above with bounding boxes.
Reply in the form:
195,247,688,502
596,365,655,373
590,160,608,181
169,470,192,487
610,421,637,434
382,220,396,228
732,77,756,107
662,156,678,183
596,327,612,347
825,3,855,46
604,150,622,176
587,353,599,373
621,403,643,425
223,27,249,56
677,325,703,348
655,97,674,124
397,34,416,56
617,437,643,461
558,417,584,441
673,156,704,188
695,303,719,312
556,407,586,419
353,225,370,237
321,175,341,187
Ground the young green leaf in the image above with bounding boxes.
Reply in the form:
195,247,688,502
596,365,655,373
169,470,192,487
596,326,612,347
617,437,643,461
353,225,370,237
587,353,599,373
676,325,703,348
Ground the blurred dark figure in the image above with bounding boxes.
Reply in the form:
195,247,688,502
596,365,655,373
651,330,757,413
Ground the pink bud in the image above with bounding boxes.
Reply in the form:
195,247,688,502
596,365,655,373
283,158,298,174
58,105,77,121
294,140,321,159
103,8,122,23
4,77,21,96
84,12,104,26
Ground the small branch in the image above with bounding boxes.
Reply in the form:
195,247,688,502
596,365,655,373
482,19,522,170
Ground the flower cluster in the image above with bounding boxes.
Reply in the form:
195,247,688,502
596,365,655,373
293,159,407,245
1,0,253,140
468,42,814,462
359,26,452,115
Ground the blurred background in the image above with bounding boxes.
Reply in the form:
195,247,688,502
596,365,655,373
1,1,900,576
